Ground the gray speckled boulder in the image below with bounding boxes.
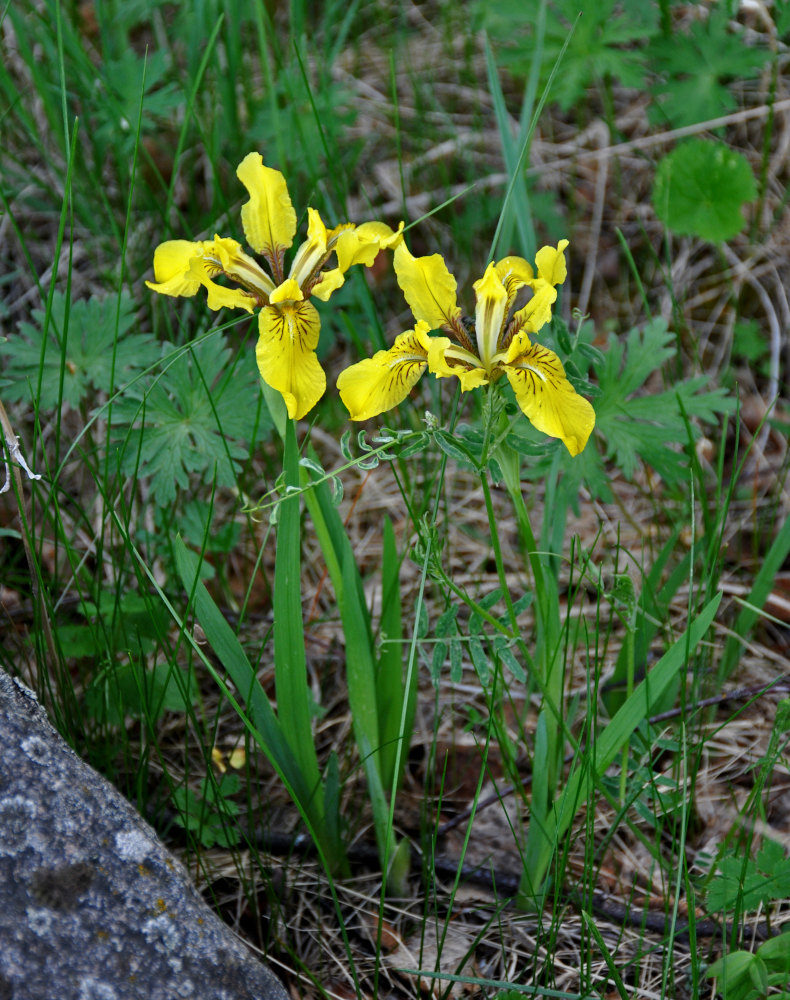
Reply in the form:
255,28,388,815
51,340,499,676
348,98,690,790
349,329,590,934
0,670,290,1000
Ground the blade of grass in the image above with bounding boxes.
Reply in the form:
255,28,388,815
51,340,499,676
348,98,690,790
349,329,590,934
377,515,415,792
520,590,722,900
580,911,629,1000
719,511,790,681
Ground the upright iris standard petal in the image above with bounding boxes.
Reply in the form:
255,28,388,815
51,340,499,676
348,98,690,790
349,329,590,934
337,321,433,420
237,152,297,266
256,299,325,420
511,281,558,335
503,333,595,456
393,243,462,330
472,264,509,370
535,240,569,285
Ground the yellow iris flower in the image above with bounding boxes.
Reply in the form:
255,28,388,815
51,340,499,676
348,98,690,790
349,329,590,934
337,240,595,456
147,152,403,420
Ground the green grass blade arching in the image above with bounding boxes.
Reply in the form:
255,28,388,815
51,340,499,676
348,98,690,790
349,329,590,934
174,532,347,871
719,511,790,682
519,590,722,900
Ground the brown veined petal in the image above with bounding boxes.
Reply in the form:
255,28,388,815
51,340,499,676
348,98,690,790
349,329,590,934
256,299,325,420
337,321,433,420
504,333,595,456
269,277,305,305
184,257,257,313
495,255,534,288
237,152,297,265
494,255,535,318
393,243,462,330
427,340,489,391
212,235,275,299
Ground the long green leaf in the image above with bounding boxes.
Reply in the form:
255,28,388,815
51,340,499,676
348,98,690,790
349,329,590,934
302,450,400,873
274,422,324,804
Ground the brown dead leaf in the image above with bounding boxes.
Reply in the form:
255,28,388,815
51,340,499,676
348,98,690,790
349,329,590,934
384,921,478,998
358,910,402,953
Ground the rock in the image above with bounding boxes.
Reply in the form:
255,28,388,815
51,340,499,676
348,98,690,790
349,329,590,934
0,670,290,1000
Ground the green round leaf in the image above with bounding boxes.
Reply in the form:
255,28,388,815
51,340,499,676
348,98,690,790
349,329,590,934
652,139,756,242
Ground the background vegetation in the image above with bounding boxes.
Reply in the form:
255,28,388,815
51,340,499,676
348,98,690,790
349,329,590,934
2,1,790,998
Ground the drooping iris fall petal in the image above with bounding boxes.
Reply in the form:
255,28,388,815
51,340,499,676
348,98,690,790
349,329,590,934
337,321,434,421
503,333,595,456
185,256,257,313
146,240,207,298
256,299,325,420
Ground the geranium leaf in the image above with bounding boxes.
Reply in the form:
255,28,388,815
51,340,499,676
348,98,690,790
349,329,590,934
652,139,756,243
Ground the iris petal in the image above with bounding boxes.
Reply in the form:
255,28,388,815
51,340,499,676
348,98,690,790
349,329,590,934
534,239,569,285
473,263,508,368
146,240,206,297
237,152,297,263
393,243,462,330
185,257,257,312
504,334,595,456
337,321,432,420
495,256,534,288
511,281,558,335
335,221,404,273
427,341,489,390
256,300,325,419
289,208,329,287
310,268,346,301
212,235,275,299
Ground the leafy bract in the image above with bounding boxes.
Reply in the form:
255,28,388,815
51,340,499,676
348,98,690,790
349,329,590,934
652,140,756,243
